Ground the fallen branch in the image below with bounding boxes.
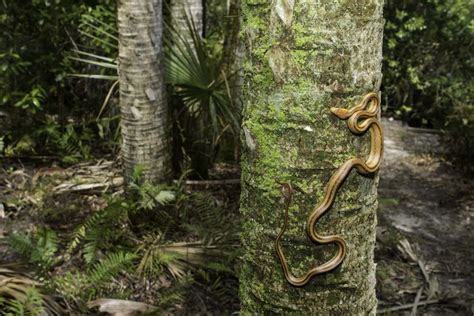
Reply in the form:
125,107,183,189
411,287,424,315
53,177,123,194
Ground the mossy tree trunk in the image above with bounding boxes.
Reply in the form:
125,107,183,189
240,0,384,314
118,0,172,184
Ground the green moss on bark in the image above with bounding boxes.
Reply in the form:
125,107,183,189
240,0,384,314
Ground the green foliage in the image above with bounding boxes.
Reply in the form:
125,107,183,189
165,18,239,137
0,1,118,158
0,287,45,316
88,252,137,284
22,170,238,311
383,0,473,160
79,5,118,55
165,15,240,177
66,197,131,263
0,266,65,315
13,86,46,113
7,227,59,272
69,5,119,81
34,118,94,163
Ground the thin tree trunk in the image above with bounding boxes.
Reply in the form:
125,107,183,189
221,0,244,162
117,0,172,184
240,1,384,314
222,0,244,114
169,0,204,39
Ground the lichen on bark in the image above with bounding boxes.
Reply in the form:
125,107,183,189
240,0,384,314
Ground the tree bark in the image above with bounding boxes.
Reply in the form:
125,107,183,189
117,0,172,184
222,0,244,114
169,0,204,39
240,0,384,314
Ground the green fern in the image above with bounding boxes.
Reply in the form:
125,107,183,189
0,287,45,316
0,267,64,315
7,232,35,258
7,227,59,271
31,227,58,269
67,210,104,256
89,252,137,285
66,198,130,263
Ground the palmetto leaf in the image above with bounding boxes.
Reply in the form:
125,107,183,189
136,233,230,279
164,14,240,139
69,56,118,70
69,74,118,81
72,49,116,63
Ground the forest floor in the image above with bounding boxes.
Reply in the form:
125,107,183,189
0,119,473,315
376,119,474,315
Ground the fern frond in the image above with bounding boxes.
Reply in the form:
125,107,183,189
0,267,64,314
66,210,104,256
88,252,136,285
31,227,58,268
7,232,35,258
2,286,45,315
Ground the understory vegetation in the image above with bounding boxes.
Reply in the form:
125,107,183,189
1,164,240,313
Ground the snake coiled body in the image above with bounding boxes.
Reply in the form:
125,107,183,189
275,92,384,287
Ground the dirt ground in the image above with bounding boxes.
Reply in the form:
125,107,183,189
0,119,473,314
376,119,474,315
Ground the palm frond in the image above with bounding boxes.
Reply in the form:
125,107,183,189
69,74,118,80
164,13,240,139
69,56,118,70
72,49,116,63
136,232,232,280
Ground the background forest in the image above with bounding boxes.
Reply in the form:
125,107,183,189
0,0,472,314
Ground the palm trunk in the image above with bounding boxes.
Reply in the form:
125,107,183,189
117,0,172,184
240,0,384,314
169,0,204,39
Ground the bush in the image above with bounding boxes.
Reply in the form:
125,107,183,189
383,0,473,161
0,0,116,158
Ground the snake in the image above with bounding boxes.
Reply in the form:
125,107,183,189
275,92,384,287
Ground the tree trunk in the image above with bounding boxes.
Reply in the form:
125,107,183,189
240,1,384,314
117,0,172,184
222,0,244,114
169,0,204,39
222,0,245,162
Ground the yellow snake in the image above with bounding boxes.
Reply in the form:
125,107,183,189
275,92,384,287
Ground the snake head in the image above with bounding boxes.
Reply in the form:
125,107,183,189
330,107,353,120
